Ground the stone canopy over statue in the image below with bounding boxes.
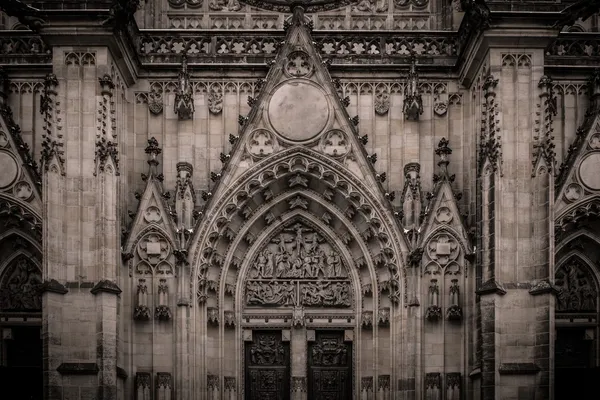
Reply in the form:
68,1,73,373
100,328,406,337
245,222,352,307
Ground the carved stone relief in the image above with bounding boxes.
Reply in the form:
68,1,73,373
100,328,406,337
425,233,460,275
148,92,164,115
249,333,286,365
320,129,350,158
374,89,390,115
247,129,277,158
137,233,171,267
245,222,351,308
556,259,597,312
0,256,42,311
208,88,223,114
284,51,313,78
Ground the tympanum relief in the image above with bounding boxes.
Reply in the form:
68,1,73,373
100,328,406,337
245,222,352,308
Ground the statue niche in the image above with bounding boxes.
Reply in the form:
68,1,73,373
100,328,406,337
245,222,352,308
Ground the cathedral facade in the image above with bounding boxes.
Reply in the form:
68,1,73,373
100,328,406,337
0,1,599,399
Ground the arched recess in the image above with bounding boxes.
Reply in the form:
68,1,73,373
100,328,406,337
420,226,470,321
554,251,600,394
0,204,43,400
190,146,410,306
189,146,409,394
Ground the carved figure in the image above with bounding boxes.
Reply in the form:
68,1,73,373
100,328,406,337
174,56,194,120
245,222,351,307
250,334,285,365
556,260,598,312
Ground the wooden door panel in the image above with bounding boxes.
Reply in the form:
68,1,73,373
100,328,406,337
308,331,352,400
245,331,290,400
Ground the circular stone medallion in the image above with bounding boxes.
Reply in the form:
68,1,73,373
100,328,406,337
579,152,600,190
0,151,18,189
268,81,330,142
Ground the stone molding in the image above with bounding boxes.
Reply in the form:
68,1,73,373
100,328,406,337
498,363,540,375
90,279,123,295
57,363,99,375
39,279,68,295
476,279,507,296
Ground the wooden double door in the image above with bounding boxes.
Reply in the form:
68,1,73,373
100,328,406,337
244,330,352,400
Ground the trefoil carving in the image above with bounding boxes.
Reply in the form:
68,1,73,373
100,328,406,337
378,307,390,325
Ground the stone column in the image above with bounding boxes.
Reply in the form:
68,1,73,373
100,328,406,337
291,323,307,400
41,47,124,400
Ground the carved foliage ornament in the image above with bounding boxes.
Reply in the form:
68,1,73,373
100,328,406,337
0,256,42,311
245,222,352,308
556,259,597,312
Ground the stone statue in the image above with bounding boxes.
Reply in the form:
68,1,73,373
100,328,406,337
174,56,194,120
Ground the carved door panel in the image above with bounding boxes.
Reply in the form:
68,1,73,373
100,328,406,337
245,331,290,400
308,331,352,400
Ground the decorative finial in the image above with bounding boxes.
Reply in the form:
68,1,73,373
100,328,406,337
404,55,423,121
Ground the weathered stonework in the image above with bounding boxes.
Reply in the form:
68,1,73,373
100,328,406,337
0,1,598,399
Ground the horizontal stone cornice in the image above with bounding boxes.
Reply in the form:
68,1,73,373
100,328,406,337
57,362,99,375
498,363,540,375
90,279,122,295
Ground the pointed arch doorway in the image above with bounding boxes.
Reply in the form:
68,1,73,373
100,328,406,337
554,255,600,399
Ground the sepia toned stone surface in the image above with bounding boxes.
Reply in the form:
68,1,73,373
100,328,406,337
268,81,330,141
0,1,598,400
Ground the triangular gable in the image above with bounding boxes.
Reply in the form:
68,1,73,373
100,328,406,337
124,178,178,253
0,104,42,213
210,7,389,206
555,112,600,217
419,138,471,249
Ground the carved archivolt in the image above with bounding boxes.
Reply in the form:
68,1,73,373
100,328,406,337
190,148,408,304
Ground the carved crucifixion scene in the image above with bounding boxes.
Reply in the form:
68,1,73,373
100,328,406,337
245,223,351,307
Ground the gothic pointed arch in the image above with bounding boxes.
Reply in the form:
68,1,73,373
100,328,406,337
188,8,409,310
190,146,409,306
